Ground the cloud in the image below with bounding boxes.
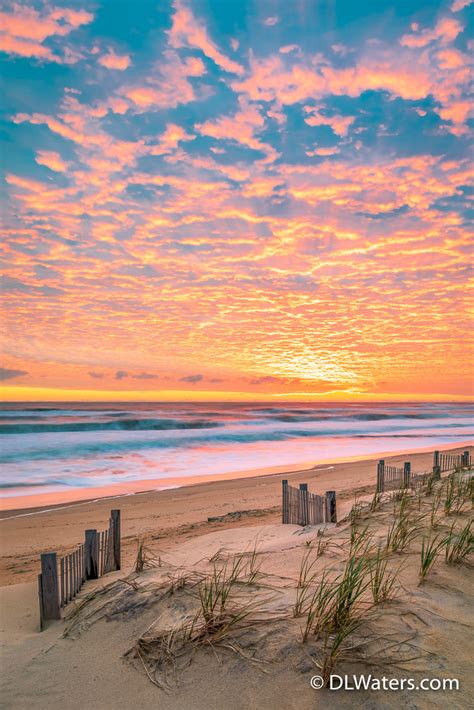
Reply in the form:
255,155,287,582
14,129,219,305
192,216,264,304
35,150,69,172
303,108,355,137
306,146,340,157
98,49,131,71
0,367,28,380
249,375,281,385
2,0,472,400
264,17,279,27
89,371,104,379
0,3,93,62
168,0,244,75
119,52,206,112
195,96,279,163
179,374,204,383
150,123,196,155
113,370,159,380
450,0,472,11
400,17,463,48
280,44,300,55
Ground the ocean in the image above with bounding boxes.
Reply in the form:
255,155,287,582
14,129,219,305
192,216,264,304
0,402,472,505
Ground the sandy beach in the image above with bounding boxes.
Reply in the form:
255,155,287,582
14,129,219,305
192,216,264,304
1,443,472,709
1,443,471,586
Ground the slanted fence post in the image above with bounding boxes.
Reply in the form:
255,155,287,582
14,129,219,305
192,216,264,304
433,451,441,480
403,462,411,488
325,490,337,523
39,553,61,624
111,509,121,571
377,460,385,492
298,483,309,527
85,529,98,580
282,480,289,524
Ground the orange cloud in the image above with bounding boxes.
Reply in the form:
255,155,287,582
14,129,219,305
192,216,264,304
35,150,69,172
150,123,196,155
303,107,355,136
119,52,206,112
0,3,93,62
450,0,472,11
98,49,131,70
400,17,463,48
196,97,279,163
168,0,244,75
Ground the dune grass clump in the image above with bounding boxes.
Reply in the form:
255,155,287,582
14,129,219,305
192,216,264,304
300,569,337,642
132,550,269,691
443,474,472,516
369,491,382,513
444,521,473,565
430,488,444,529
419,534,445,583
369,547,401,603
386,496,424,553
349,524,373,556
294,546,318,617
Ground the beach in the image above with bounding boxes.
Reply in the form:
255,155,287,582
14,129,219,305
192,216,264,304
1,442,473,709
1,443,471,586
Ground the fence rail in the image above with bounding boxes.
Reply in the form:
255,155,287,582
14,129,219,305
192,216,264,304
38,509,121,630
282,480,337,526
376,450,471,493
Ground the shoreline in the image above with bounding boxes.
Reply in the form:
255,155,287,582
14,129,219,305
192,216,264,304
1,443,472,588
1,439,472,516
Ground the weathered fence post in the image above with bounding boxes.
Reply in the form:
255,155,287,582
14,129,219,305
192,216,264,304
433,451,441,480
39,553,61,624
282,480,289,524
377,460,385,492
85,529,98,580
463,450,470,467
325,490,337,523
38,574,44,630
403,462,411,488
298,483,309,527
111,509,121,571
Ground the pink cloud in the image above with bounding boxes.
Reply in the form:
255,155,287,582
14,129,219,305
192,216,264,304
306,147,340,157
450,0,472,11
279,44,300,55
98,49,131,71
35,150,69,172
119,52,206,112
436,48,466,69
168,0,244,75
150,124,196,155
264,16,279,27
195,97,279,163
304,108,355,136
0,3,93,62
400,17,463,48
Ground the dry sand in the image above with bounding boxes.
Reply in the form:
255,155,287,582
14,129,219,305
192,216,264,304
1,443,473,709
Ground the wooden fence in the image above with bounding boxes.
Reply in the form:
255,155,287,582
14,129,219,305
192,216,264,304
282,480,337,526
376,450,471,493
376,461,411,493
434,450,471,474
38,509,121,630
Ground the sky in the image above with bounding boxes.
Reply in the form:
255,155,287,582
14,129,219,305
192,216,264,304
0,0,473,402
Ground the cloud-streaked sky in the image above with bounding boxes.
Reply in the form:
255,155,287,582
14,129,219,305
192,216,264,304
1,0,473,402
